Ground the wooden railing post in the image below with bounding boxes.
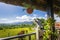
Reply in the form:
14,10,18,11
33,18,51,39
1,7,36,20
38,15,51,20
21,37,23,40
35,34,36,40
18,37,24,40
5,39,10,40
29,35,31,40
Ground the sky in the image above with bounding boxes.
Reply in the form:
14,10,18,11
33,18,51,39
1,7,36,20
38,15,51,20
0,2,60,23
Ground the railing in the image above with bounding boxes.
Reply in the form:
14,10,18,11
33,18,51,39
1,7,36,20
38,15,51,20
0,32,36,40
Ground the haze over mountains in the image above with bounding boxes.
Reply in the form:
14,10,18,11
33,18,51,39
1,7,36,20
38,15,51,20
12,21,33,24
0,21,33,25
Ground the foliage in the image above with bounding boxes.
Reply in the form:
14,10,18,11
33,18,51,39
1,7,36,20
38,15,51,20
43,18,51,40
43,18,58,40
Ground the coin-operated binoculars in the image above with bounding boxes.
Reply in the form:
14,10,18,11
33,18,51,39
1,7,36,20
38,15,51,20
33,19,43,40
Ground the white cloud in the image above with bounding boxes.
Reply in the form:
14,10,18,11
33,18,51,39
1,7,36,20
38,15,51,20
16,15,46,22
54,17,60,22
43,14,60,22
1,14,60,23
45,14,47,17
15,14,60,23
54,14,60,22
54,14,58,17
0,18,8,21
16,15,36,22
0,15,46,23
0,19,22,23
0,15,35,23
33,14,37,17
55,18,60,22
16,15,31,20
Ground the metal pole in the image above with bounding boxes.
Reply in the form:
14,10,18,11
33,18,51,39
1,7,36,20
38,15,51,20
47,0,55,40
35,19,40,40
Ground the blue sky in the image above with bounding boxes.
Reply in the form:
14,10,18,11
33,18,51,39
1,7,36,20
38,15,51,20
0,2,60,23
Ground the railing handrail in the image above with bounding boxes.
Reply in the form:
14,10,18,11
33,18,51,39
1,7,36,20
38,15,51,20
0,32,36,40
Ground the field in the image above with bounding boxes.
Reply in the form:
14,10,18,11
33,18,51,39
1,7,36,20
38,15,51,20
0,27,36,40
0,28,35,38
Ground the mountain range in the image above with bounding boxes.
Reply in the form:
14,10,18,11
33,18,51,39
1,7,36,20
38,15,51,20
0,21,33,25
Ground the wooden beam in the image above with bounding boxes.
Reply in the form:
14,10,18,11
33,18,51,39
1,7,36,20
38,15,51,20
47,0,56,40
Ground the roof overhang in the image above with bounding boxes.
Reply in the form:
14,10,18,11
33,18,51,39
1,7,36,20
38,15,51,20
0,0,60,14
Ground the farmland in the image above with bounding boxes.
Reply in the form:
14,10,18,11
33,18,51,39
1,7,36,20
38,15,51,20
0,24,36,38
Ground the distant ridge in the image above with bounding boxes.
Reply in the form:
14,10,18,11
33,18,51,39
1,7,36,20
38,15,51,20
0,21,33,25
